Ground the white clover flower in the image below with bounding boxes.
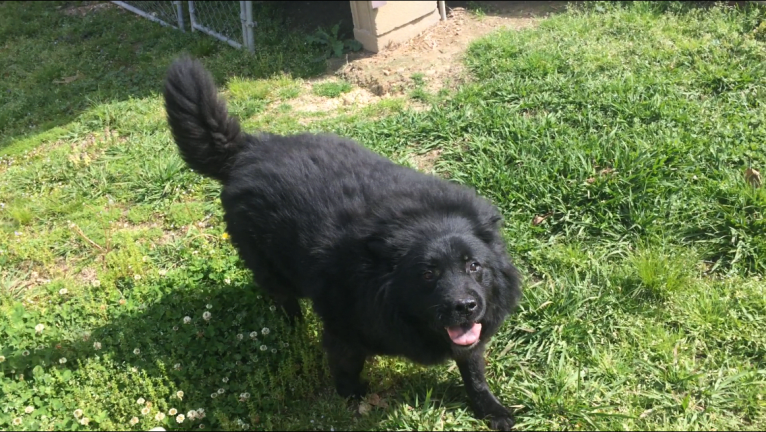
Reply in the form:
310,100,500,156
271,348,277,354
35,323,45,333
183,316,192,324
222,377,229,383
237,333,243,340
74,409,83,418
173,325,179,331
59,288,68,295
141,406,150,416
92,279,101,287
12,417,22,426
137,397,146,405
168,408,177,416
59,357,67,364
93,342,102,350
133,274,141,281
25,406,34,414
176,390,184,399
261,327,270,335
224,278,231,285
210,393,217,399
155,412,165,421
217,388,225,394
203,311,211,321
80,417,90,425
197,408,205,417
283,342,289,348
176,414,185,423
134,348,141,355
206,304,212,309
269,306,276,312
22,350,29,356
200,425,205,429
249,331,258,339
187,410,197,420
129,416,139,426
260,345,267,351
0,355,5,362
158,269,167,276
174,363,181,370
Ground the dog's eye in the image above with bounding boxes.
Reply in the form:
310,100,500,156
423,270,435,281
468,262,481,273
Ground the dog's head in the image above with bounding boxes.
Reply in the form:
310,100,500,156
367,210,522,352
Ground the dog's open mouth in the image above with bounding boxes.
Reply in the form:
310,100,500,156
446,322,482,346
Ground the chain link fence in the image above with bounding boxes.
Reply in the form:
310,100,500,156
111,1,256,52
189,1,254,51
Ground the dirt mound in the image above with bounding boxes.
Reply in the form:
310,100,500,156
333,2,570,96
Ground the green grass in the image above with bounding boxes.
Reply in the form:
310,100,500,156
2,1,766,431
312,81,353,98
0,1,326,153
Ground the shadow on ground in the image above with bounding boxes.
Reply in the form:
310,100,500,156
2,278,493,430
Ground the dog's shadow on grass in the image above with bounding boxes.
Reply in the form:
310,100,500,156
4,281,489,429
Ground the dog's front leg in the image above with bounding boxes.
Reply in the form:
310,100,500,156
456,347,514,431
323,330,369,399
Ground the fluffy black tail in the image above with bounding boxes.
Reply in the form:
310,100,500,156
163,57,244,183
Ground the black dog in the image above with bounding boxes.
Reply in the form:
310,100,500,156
163,58,523,431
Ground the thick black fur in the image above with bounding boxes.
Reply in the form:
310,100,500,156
164,57,523,431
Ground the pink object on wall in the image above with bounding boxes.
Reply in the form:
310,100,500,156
371,1,387,9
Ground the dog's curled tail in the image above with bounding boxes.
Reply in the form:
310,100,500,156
163,57,243,183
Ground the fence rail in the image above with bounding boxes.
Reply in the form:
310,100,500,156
112,1,185,31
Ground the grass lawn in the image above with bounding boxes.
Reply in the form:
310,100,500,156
2,1,766,431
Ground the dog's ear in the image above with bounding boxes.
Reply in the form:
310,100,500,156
365,235,406,272
474,210,503,245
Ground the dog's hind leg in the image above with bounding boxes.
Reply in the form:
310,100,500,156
271,290,302,325
323,330,369,399
251,270,303,325
237,244,304,324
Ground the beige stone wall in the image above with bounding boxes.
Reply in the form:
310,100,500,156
350,1,441,52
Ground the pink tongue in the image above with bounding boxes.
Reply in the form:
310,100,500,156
446,323,482,346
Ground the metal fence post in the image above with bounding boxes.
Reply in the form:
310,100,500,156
174,1,185,31
244,1,255,53
188,1,197,32
239,2,248,50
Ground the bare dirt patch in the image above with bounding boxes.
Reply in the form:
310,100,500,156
332,2,572,96
60,1,114,17
411,149,443,175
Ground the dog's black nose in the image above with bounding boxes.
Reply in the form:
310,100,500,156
454,299,478,314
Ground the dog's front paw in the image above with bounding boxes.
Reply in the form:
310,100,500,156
477,405,515,431
488,412,515,431
337,379,369,400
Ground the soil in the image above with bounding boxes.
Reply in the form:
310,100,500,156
327,1,575,96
